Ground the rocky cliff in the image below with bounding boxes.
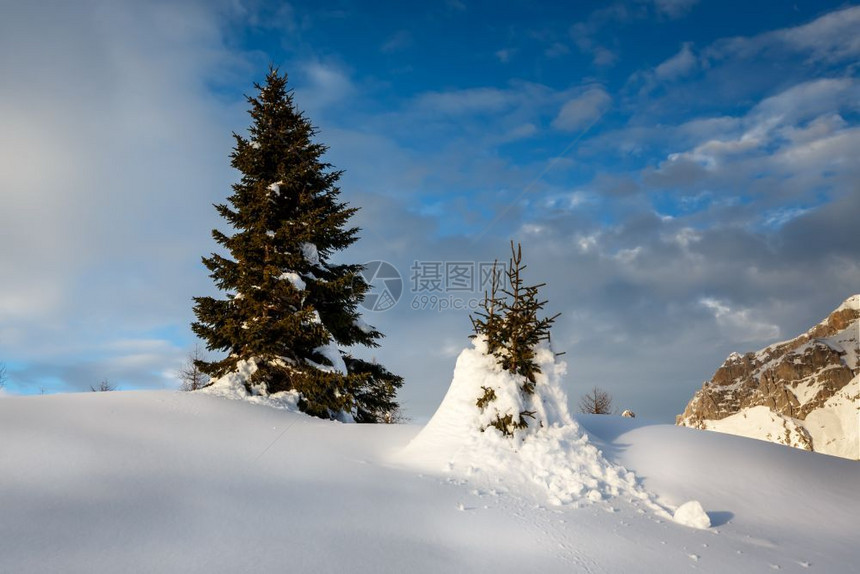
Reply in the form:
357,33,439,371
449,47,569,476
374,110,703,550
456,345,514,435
677,295,859,459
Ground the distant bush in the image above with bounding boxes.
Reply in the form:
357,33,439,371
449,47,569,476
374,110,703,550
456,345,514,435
90,380,117,392
179,344,210,391
579,386,613,415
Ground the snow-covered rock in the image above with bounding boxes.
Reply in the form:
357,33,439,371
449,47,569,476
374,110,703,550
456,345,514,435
677,294,859,460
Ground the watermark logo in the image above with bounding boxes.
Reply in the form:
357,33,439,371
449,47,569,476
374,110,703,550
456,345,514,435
359,261,403,312
359,260,508,313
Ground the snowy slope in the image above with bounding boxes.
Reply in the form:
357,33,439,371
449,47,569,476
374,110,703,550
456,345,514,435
578,415,860,570
1,391,858,573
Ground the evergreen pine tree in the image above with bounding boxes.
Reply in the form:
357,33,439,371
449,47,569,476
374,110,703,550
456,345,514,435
471,242,560,436
192,68,402,423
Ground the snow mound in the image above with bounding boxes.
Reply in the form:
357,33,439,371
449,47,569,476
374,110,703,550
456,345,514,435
401,338,669,514
673,500,711,529
198,358,302,412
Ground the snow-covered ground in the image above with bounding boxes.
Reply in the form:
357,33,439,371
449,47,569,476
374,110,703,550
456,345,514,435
1,390,857,573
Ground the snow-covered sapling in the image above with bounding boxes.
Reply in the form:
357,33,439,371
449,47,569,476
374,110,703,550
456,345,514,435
470,242,560,436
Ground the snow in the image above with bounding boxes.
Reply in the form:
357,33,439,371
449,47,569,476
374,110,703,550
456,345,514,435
803,377,860,459
311,339,347,375
278,271,306,291
1,392,858,572
702,405,812,451
401,338,668,514
790,379,820,405
578,414,860,571
354,316,374,334
301,242,321,266
201,357,302,410
820,323,859,371
305,310,347,375
673,500,711,529
833,293,860,313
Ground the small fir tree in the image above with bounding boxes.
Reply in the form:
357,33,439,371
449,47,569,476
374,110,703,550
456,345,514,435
471,242,560,436
192,68,402,422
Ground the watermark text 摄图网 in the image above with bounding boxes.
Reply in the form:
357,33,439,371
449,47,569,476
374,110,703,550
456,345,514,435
359,260,507,312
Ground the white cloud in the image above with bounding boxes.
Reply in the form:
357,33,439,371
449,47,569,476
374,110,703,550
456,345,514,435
773,127,860,173
495,49,514,63
761,206,812,229
576,234,600,253
415,86,517,115
545,190,593,211
552,87,611,131
655,42,697,80
700,298,780,343
666,129,765,169
296,61,355,111
381,30,412,53
655,78,860,175
780,113,847,145
652,0,699,19
667,228,702,249
752,78,859,124
0,0,245,391
778,6,860,62
614,246,642,264
708,5,860,64
568,5,627,67
545,42,570,58
570,30,617,67
502,122,538,141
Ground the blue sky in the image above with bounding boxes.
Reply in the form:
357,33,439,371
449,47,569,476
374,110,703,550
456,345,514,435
0,0,858,421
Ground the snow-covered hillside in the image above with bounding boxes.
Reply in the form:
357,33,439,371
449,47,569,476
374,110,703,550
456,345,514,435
678,295,860,459
1,390,858,573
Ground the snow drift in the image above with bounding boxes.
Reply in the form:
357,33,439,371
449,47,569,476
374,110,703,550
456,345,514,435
401,338,669,515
